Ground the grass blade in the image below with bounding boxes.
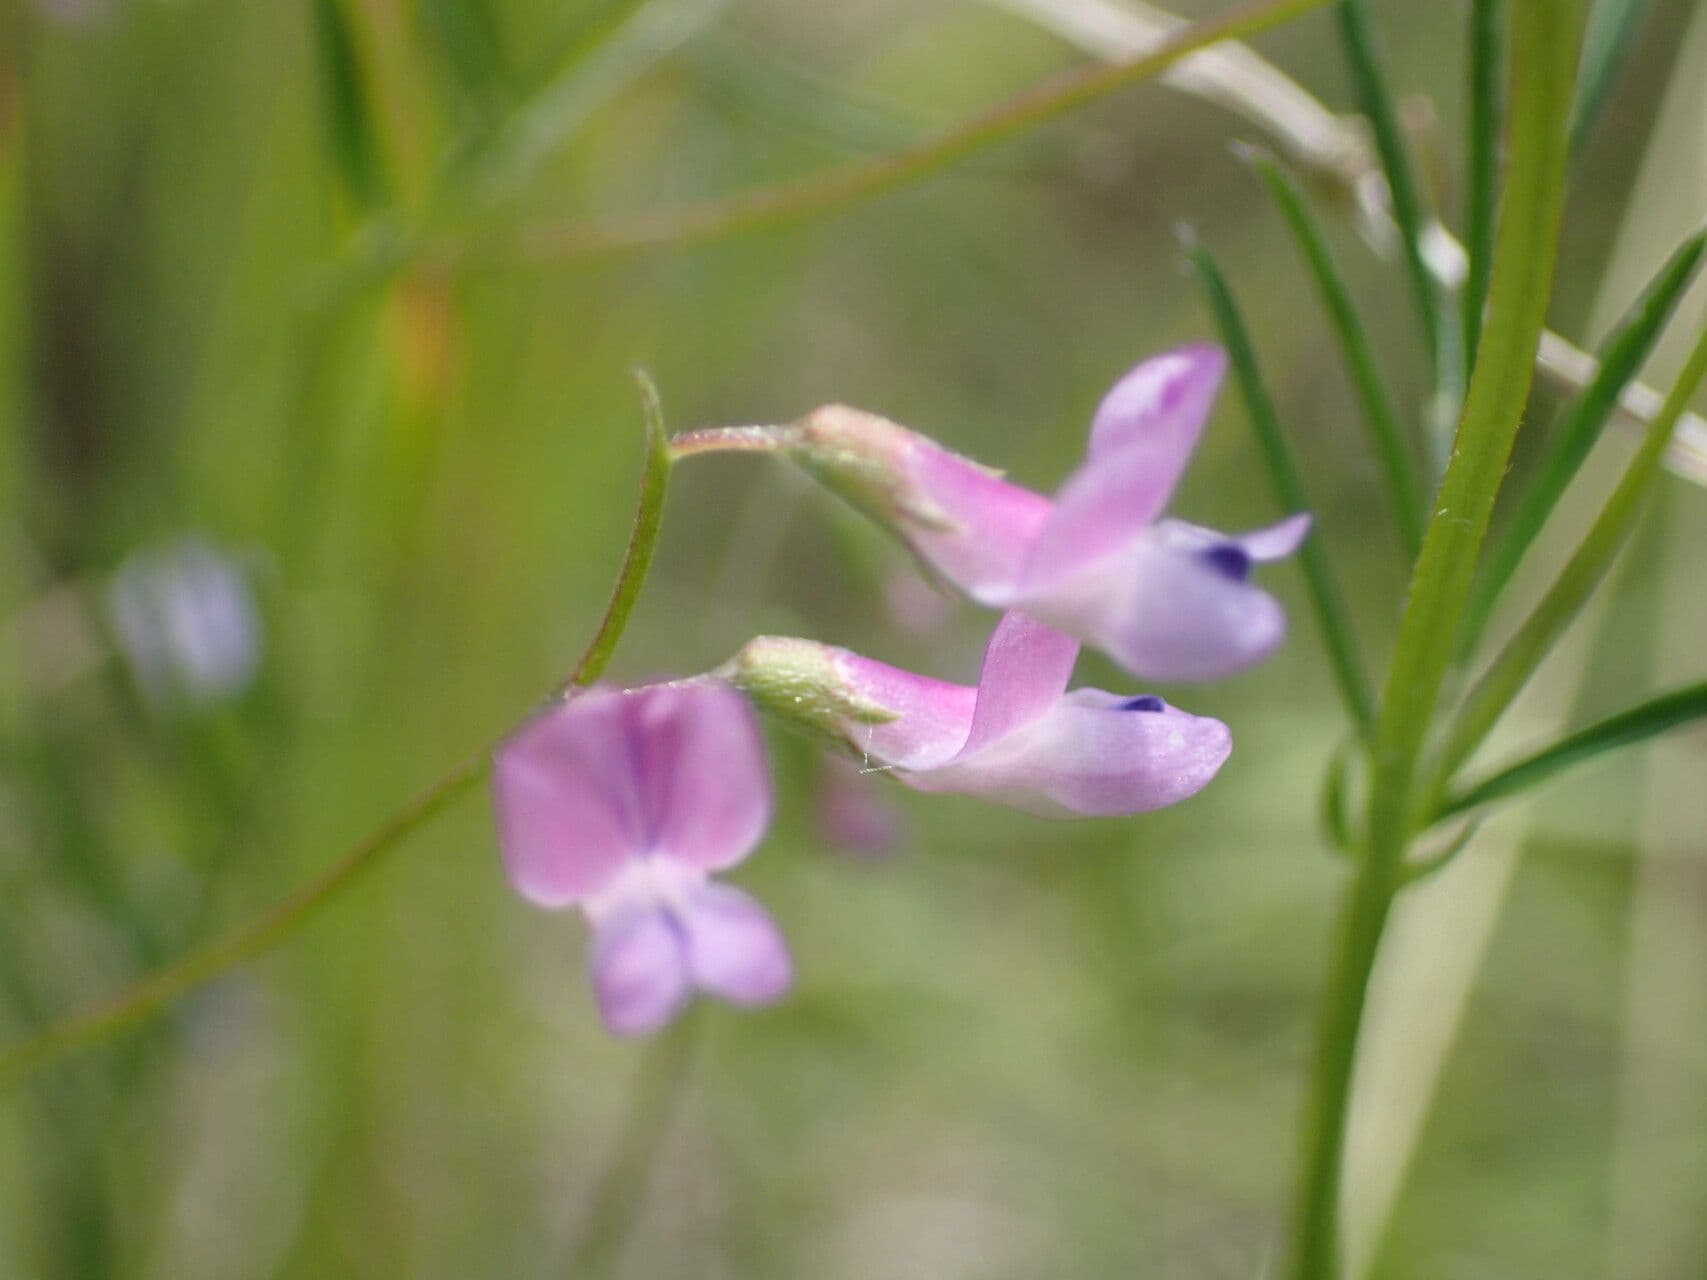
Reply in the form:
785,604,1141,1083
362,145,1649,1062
1334,0,1458,430
1187,238,1375,740
1435,314,1707,784
1571,0,1661,155
1243,146,1425,557
1440,679,1707,818
1464,226,1705,649
310,0,391,212
1463,0,1503,372
416,0,512,118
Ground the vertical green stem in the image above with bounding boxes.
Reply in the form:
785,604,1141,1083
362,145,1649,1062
1288,2,1580,1274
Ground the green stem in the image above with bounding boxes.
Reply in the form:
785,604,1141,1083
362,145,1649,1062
1434,316,1707,785
561,370,674,693
0,380,680,1089
1287,2,1580,1274
515,0,1337,261
1461,229,1705,654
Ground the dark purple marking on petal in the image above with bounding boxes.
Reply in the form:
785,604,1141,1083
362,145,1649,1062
1118,695,1166,712
1200,543,1252,582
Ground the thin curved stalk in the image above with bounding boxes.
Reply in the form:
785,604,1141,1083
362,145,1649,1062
515,0,1337,260
1287,2,1580,1274
0,751,489,1089
0,381,680,1089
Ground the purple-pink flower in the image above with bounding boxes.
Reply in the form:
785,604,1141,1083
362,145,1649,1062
492,682,790,1037
791,346,1309,681
728,612,1231,819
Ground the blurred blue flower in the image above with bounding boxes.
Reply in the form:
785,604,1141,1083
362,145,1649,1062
107,536,262,712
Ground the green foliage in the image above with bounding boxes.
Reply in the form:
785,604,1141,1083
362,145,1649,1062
1243,147,1425,556
1188,239,1375,739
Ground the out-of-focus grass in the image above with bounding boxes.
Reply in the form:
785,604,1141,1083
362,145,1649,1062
0,1,1702,1277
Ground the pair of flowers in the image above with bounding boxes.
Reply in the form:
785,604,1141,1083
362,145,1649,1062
494,346,1307,1035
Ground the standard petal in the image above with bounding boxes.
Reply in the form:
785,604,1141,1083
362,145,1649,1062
1019,347,1227,595
906,689,1231,818
491,690,644,908
1085,344,1226,464
958,611,1080,756
589,903,692,1037
633,682,773,875
1025,526,1290,681
679,882,793,1007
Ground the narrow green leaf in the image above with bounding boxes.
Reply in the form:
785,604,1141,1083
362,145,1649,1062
1465,227,1705,649
1243,147,1424,557
309,0,391,211
1435,314,1707,783
1463,0,1503,372
1334,0,1458,424
1571,0,1660,155
564,370,674,690
1187,239,1376,740
416,0,512,117
1439,679,1707,818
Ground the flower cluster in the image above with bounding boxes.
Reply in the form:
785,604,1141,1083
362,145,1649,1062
493,347,1306,1035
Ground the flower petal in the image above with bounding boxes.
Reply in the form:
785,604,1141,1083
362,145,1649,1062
836,652,979,772
633,682,773,875
904,435,1052,600
958,611,1080,756
1025,526,1289,681
491,690,645,908
907,688,1231,818
679,882,793,1007
1086,344,1226,463
589,903,691,1038
1018,347,1226,596
1237,512,1312,561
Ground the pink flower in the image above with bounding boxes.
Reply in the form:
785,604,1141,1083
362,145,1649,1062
726,612,1231,819
789,346,1309,681
491,682,791,1037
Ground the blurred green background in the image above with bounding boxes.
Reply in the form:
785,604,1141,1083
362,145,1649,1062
2,0,1704,1276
